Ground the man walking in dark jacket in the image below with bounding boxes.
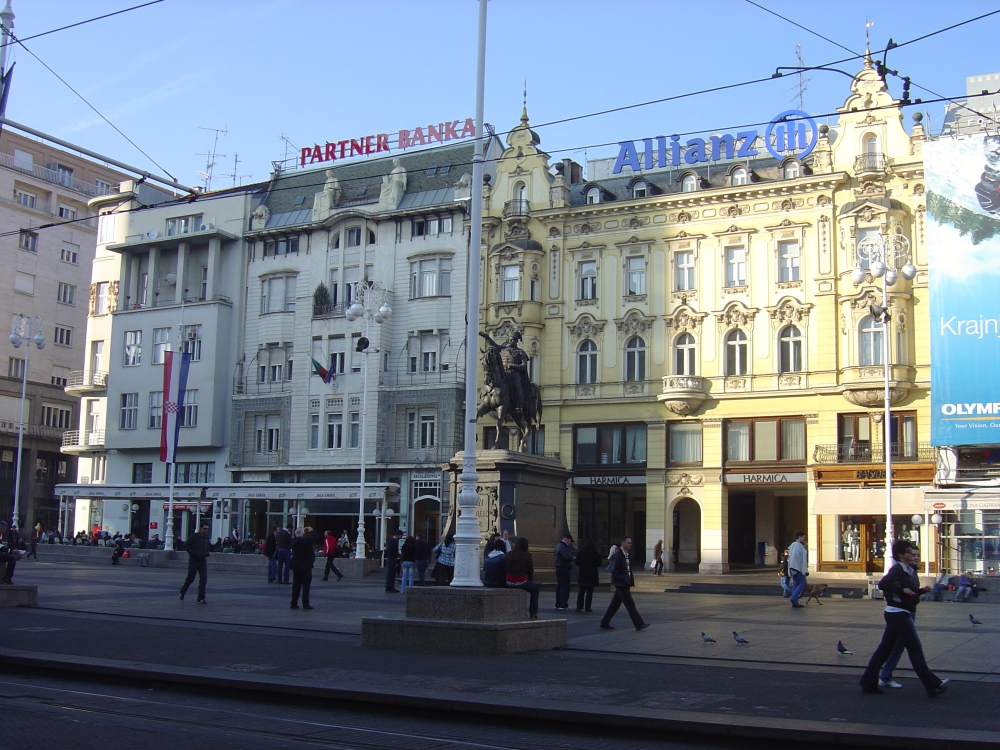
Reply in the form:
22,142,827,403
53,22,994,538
290,527,317,609
275,525,292,584
385,529,402,592
600,536,649,631
553,534,577,610
179,523,211,603
264,525,278,583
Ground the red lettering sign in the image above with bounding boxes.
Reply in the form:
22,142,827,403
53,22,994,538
149,521,158,529
932,502,946,509
298,117,474,166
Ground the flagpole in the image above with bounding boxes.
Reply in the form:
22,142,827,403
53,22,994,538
164,290,187,552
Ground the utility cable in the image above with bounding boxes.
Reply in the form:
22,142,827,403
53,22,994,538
0,0,166,50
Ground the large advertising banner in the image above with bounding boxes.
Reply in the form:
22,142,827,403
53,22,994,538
928,135,1000,445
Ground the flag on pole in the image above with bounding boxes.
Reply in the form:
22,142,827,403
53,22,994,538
311,357,332,384
160,350,191,463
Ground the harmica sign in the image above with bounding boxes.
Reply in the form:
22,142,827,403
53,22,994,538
611,109,819,175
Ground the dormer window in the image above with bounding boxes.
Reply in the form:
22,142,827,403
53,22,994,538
731,167,748,186
681,174,698,192
632,181,647,199
783,161,800,179
586,187,600,204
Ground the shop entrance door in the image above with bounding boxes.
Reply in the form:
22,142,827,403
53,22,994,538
728,492,757,566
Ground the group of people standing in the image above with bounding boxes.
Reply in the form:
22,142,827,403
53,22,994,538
384,531,454,592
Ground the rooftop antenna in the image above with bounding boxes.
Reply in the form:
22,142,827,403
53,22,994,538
223,152,251,187
784,43,810,110
279,134,297,169
196,125,227,191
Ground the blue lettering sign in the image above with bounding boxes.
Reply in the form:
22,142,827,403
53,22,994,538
763,109,817,161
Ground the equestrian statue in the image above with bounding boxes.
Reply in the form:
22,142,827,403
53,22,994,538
477,330,542,452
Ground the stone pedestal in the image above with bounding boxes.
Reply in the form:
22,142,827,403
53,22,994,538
0,585,37,607
361,586,566,655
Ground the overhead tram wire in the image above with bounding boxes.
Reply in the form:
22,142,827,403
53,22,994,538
744,0,1000,125
0,0,166,50
0,87,988,246
8,31,177,181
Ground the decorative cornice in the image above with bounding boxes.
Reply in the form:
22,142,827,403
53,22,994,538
568,315,606,340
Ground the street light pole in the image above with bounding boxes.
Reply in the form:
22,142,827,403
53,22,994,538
853,233,915,572
451,0,488,588
9,314,44,531
345,280,391,560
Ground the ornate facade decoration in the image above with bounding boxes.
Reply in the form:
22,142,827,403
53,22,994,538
768,297,813,327
108,280,119,312
568,315,606,340
88,283,98,316
841,387,909,409
615,310,655,337
664,305,706,334
488,319,522,343
657,375,708,416
848,289,881,311
715,302,758,331
666,472,704,494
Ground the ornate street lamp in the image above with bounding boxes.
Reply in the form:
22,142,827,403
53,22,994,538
345,279,391,559
9,314,44,529
852,231,915,571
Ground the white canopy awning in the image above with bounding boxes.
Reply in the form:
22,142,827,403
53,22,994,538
54,482,399,501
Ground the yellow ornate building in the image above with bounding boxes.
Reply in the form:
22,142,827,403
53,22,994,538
480,58,933,577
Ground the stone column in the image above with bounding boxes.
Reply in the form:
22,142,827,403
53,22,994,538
175,242,189,303
206,237,220,300
148,247,159,306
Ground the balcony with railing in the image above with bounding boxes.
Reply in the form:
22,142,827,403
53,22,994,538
65,370,108,396
0,151,117,197
502,199,530,218
312,303,346,319
812,441,935,465
61,429,106,454
229,447,287,467
233,376,293,397
854,152,887,175
0,420,64,441
657,375,709,417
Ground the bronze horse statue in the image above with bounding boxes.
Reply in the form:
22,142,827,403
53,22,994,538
476,339,542,452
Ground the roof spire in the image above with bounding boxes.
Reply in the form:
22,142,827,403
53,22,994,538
864,20,874,68
521,79,529,124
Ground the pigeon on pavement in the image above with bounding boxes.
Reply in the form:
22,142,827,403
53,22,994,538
701,632,716,643
837,641,852,655
970,614,983,626
733,631,750,645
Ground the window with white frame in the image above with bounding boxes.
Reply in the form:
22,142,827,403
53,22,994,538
626,256,645,296
783,161,800,179
124,330,141,366
95,179,113,195
725,329,748,375
97,211,117,244
171,462,215,483
586,187,600,204
578,339,598,384
856,227,880,270
346,227,362,247
200,266,208,299
731,167,748,186
151,327,169,364
54,326,72,347
329,350,345,375
625,336,646,382
675,333,696,375
309,413,320,450
326,412,343,449
859,315,884,366
779,241,800,282
725,246,746,287
41,404,72,429
578,261,597,300
675,251,694,291
148,391,162,428
261,275,296,313
349,412,360,448
407,409,437,448
681,174,698,192
632,181,647,199
90,341,104,373
254,415,281,452
668,422,703,464
19,230,37,253
180,390,198,427
14,272,34,296
60,242,79,264
501,265,520,302
410,257,452,298
119,393,138,430
93,282,108,315
7,357,23,378
182,324,202,362
165,214,201,236
422,350,437,372
58,204,77,221
57,282,76,305
17,190,36,208
779,325,803,373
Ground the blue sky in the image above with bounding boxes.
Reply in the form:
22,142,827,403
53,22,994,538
8,0,1000,189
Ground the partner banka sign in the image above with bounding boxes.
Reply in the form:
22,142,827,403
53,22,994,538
300,117,475,167
611,110,818,175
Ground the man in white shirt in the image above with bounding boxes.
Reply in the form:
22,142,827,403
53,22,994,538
787,532,809,609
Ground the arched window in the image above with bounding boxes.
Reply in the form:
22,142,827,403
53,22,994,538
783,161,800,179
368,229,376,245
632,181,647,199
859,315,884,366
586,187,600,205
864,134,879,154
514,182,527,202
725,329,748,376
675,333,696,376
731,167,748,186
625,336,646,382
578,340,598,384
779,325,803,373
681,174,697,192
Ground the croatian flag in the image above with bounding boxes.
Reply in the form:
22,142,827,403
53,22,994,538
160,350,191,464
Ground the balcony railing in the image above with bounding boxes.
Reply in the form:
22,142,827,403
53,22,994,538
312,303,346,319
66,370,108,389
229,447,287,467
812,441,935,464
61,430,106,449
854,152,887,174
0,151,117,197
0,420,64,440
233,377,293,396
502,199,530,218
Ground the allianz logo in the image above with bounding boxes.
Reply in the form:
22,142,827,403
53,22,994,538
940,402,1000,415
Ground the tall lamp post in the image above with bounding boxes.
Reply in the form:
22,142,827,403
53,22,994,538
345,279,391,560
9,314,44,530
852,232,915,571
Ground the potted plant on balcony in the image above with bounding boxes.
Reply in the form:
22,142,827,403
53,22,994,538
313,282,331,316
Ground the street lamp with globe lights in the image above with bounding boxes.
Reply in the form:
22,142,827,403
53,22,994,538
852,231,915,571
344,279,391,560
9,314,44,529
